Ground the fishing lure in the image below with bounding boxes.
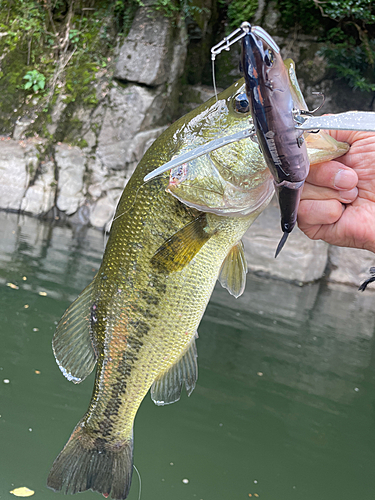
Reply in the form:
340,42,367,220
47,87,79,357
239,22,309,256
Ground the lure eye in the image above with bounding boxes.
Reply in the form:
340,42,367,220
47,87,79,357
234,93,250,113
264,49,274,67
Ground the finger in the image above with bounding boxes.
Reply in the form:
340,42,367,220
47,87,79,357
328,129,375,145
306,161,358,190
298,199,344,227
301,184,358,203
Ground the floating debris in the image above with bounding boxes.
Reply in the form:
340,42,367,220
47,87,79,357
7,283,19,290
354,387,359,392
24,305,29,309
257,372,263,377
22,276,27,281
10,487,35,497
38,291,47,296
35,370,41,375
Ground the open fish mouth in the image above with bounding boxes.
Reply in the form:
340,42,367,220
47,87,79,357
166,151,274,217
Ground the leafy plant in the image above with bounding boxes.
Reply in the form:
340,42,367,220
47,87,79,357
69,29,80,44
227,0,258,28
277,0,375,94
23,69,46,92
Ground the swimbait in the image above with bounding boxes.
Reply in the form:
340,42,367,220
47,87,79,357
240,22,310,256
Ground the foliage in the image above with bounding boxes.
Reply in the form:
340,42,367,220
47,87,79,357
113,0,143,34
23,69,45,92
0,0,129,135
277,0,375,95
226,0,258,28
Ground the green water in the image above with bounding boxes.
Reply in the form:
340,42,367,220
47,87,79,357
0,211,375,500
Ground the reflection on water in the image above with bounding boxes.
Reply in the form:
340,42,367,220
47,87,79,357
0,212,374,500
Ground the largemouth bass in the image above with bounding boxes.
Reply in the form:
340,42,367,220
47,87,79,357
47,79,349,500
46,80,274,499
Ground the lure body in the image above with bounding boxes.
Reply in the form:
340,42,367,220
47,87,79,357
240,22,310,256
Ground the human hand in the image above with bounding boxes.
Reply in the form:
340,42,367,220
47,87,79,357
298,130,375,254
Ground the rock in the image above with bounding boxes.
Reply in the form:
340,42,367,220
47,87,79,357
0,139,33,211
55,144,86,215
179,84,217,113
69,204,91,226
21,160,56,214
89,191,121,229
46,95,68,136
115,7,186,86
328,246,375,287
243,200,329,283
96,84,166,171
13,117,34,140
96,85,156,170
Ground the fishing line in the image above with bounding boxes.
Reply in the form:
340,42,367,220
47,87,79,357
133,464,142,500
211,58,218,103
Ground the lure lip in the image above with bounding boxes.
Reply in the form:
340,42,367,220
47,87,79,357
143,129,253,183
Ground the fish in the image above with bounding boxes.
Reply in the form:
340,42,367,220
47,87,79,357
47,77,349,500
46,79,275,500
240,22,310,256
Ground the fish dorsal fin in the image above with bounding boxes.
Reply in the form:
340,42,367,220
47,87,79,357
218,240,247,298
52,280,98,384
150,214,212,273
151,333,198,406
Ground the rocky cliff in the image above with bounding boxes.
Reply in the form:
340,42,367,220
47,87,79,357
0,1,374,288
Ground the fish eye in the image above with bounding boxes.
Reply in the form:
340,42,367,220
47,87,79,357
264,49,274,67
234,93,250,113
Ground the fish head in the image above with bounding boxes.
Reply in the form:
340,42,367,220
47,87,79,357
166,80,274,216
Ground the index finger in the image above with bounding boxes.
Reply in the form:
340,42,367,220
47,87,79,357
306,160,358,191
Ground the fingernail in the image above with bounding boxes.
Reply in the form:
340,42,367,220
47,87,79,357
341,187,358,203
334,169,356,189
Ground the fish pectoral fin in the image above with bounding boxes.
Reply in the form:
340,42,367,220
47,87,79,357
150,214,212,272
52,279,98,384
218,240,248,298
151,332,198,406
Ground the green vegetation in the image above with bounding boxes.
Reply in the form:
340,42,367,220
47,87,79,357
277,0,375,94
23,70,46,92
0,0,132,136
226,0,258,28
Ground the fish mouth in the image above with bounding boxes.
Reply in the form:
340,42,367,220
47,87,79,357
167,159,275,218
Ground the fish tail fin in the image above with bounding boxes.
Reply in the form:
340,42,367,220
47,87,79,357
47,423,134,500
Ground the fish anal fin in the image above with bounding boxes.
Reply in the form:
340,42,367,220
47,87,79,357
52,280,98,384
151,333,198,406
218,240,247,298
151,214,211,273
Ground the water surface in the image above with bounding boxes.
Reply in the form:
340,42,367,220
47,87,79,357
0,212,374,500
